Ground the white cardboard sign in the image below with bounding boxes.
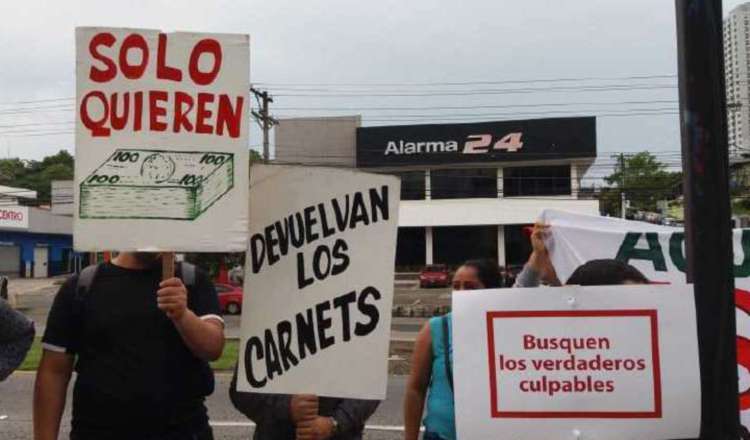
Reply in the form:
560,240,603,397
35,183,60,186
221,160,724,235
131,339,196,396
236,164,400,399
74,27,249,251
453,285,700,440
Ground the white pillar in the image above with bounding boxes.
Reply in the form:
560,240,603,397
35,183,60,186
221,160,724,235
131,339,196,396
425,169,431,200
425,226,434,265
497,225,506,267
570,163,580,199
497,167,504,198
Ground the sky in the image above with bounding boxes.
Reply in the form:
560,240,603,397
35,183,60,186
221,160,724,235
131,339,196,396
0,0,746,178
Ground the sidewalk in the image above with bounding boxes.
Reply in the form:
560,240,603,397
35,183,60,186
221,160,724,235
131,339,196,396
7,276,66,309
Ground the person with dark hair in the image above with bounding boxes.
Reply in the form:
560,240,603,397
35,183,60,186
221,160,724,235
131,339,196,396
566,259,649,286
458,259,503,290
34,252,224,440
404,258,501,440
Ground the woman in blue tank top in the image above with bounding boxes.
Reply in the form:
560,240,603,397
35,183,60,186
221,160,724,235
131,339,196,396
403,259,502,440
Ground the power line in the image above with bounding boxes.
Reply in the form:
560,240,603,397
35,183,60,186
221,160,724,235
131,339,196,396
252,74,678,87
272,99,679,111
273,83,678,98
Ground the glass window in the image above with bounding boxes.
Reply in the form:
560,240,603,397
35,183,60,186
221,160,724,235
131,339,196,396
504,165,572,197
394,171,426,200
430,168,497,199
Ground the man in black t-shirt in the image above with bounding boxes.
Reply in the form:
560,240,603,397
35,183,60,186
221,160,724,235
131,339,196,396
33,252,225,440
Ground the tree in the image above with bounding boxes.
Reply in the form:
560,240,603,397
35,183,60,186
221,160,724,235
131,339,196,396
602,152,682,216
0,150,74,203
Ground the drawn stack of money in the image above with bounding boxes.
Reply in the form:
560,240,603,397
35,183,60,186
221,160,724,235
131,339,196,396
80,149,234,220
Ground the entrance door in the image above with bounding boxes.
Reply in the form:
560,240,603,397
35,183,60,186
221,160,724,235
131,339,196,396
0,245,21,276
34,247,49,278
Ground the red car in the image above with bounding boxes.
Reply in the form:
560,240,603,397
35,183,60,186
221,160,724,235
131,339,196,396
419,264,451,288
216,283,243,315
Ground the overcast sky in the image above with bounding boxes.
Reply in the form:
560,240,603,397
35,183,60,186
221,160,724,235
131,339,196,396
0,0,746,176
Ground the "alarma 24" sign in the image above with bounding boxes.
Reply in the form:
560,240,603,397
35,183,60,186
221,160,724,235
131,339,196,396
356,117,595,167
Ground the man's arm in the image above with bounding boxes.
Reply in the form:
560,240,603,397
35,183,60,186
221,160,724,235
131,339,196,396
157,277,224,361
33,350,74,440
173,310,224,361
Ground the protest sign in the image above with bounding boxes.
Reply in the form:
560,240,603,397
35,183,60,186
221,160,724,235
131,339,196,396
74,27,249,251
539,208,750,428
453,285,700,440
236,164,400,399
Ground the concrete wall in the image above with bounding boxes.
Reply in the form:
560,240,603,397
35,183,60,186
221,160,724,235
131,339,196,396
274,116,360,167
28,207,72,235
398,198,600,227
51,180,74,216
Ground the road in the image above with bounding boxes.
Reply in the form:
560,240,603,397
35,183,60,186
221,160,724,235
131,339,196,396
0,372,408,440
11,279,442,341
4,278,436,438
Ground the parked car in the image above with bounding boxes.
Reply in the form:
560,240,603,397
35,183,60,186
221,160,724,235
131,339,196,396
419,264,451,288
216,283,243,315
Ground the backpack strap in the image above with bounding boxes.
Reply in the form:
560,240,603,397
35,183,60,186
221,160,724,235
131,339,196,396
75,264,100,308
178,262,196,288
441,315,454,392
71,264,100,347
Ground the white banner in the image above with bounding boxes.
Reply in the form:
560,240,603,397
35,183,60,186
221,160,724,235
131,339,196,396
236,164,400,399
453,285,701,440
539,209,750,429
74,27,249,251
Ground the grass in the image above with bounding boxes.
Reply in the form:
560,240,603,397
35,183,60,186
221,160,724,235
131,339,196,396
18,337,240,372
211,338,239,371
18,337,43,371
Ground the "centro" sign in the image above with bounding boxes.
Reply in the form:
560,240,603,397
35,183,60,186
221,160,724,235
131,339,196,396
0,206,29,230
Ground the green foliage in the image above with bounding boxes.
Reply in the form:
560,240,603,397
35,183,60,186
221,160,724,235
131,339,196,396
0,150,74,202
249,149,263,163
603,152,682,215
210,339,239,370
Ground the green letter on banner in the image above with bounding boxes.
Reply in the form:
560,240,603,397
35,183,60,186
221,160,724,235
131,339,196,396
669,232,687,273
615,232,667,272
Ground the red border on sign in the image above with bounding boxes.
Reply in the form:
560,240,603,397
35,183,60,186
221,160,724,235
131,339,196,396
485,309,662,419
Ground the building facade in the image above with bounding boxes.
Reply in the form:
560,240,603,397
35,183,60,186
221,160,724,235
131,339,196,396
276,116,600,269
725,3,750,158
0,186,73,277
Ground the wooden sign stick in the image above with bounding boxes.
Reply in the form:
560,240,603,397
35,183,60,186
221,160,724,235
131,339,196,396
162,252,176,281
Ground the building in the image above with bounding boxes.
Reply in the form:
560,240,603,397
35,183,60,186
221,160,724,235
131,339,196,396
725,3,750,158
275,116,600,269
0,185,73,277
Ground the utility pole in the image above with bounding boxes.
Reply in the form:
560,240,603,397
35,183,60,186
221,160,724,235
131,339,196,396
250,87,278,162
676,2,739,440
611,153,627,218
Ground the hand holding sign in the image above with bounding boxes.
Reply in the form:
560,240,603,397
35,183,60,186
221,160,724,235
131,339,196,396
156,277,188,321
290,395,319,424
